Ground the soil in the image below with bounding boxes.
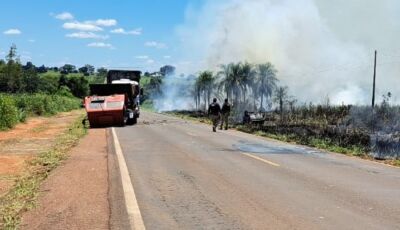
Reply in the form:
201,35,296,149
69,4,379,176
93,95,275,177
20,129,109,230
0,110,83,197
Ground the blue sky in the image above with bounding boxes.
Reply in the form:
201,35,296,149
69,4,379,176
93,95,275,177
0,0,202,71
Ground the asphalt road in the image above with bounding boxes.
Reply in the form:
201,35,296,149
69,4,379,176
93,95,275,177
114,111,400,230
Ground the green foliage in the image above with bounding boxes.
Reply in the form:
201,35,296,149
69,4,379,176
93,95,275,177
96,67,107,77
0,45,90,97
0,94,19,130
65,75,89,98
38,72,59,94
140,74,163,106
78,64,95,76
0,94,81,130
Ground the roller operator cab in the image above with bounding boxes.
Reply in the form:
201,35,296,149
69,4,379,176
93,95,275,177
84,70,142,128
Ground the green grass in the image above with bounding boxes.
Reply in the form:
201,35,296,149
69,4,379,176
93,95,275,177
0,115,87,229
0,94,81,130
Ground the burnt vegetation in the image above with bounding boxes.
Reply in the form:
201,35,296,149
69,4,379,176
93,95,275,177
146,61,399,163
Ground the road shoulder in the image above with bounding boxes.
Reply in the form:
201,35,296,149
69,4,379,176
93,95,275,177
20,129,110,230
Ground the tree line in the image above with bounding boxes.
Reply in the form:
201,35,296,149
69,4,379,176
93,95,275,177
0,44,106,98
194,62,292,115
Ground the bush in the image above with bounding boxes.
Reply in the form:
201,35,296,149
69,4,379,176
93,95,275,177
0,94,18,130
0,93,81,130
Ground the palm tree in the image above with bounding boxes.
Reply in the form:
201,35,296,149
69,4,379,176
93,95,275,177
240,62,256,105
217,63,233,100
197,71,215,110
229,62,243,105
257,63,278,111
218,62,242,105
274,86,289,120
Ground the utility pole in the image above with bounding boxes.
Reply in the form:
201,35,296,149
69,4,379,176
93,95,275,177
372,50,377,108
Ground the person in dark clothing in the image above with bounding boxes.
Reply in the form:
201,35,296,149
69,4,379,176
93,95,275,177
208,98,221,132
243,110,251,124
220,98,231,130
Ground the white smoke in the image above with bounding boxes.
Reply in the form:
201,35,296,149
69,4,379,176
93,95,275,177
153,74,196,112
175,0,400,105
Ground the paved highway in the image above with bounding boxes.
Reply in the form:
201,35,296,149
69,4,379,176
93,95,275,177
113,112,400,230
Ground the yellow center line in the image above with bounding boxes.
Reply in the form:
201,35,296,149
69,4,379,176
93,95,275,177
242,152,280,167
186,132,198,137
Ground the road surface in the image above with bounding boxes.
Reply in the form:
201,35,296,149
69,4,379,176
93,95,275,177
112,111,400,230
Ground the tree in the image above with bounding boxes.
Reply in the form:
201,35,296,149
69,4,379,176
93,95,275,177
257,63,278,111
79,64,95,76
38,74,59,94
274,86,289,120
65,75,89,98
218,63,234,100
239,62,255,104
196,71,215,110
96,67,107,77
36,65,47,73
60,64,76,74
160,65,176,77
229,63,243,105
2,45,23,93
148,75,163,97
6,44,18,64
23,61,35,71
23,68,40,93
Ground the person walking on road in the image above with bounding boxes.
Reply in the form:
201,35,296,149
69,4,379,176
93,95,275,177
208,98,221,132
220,98,231,130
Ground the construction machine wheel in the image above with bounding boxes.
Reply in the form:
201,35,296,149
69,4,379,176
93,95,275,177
126,111,137,125
127,116,137,125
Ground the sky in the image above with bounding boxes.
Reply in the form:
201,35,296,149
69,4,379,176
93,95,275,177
0,0,202,71
1,0,399,104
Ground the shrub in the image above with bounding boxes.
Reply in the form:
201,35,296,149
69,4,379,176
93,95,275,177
0,94,81,130
0,94,18,129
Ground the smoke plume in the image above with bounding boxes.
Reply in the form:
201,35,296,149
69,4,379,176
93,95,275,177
153,74,195,112
175,0,400,105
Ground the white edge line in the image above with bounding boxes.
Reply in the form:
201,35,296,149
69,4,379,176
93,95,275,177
112,128,146,230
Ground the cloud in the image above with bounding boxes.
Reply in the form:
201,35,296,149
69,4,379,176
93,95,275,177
111,28,142,35
3,29,21,35
135,55,149,59
146,59,155,64
66,32,109,40
55,12,74,20
28,39,35,43
85,19,117,27
163,55,172,59
87,42,114,49
63,21,103,31
145,41,167,49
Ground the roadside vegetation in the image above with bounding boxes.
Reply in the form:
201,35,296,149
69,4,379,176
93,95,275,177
0,44,106,130
0,115,87,229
